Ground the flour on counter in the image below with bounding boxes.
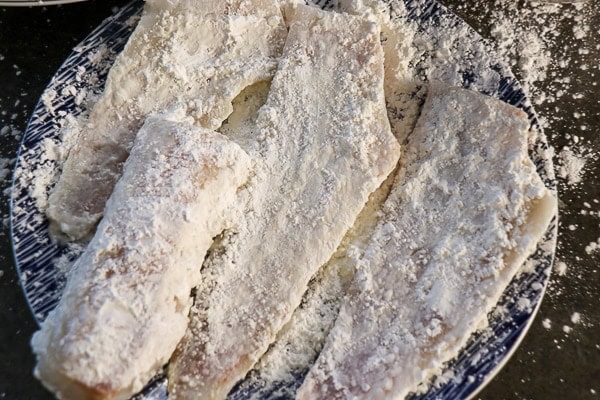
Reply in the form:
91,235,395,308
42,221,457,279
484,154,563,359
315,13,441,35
584,238,600,255
0,158,11,185
454,0,594,107
542,318,552,329
557,147,588,185
554,261,568,276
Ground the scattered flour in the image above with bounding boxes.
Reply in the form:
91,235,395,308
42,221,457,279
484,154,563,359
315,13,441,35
0,158,12,185
467,0,593,105
584,238,600,255
0,123,22,141
542,318,552,329
554,260,568,276
557,147,587,185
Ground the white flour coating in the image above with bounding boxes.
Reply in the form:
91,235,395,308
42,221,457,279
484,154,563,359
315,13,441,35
228,0,560,396
46,0,287,240
32,115,252,400
337,0,421,143
297,83,556,400
13,114,80,217
168,5,400,399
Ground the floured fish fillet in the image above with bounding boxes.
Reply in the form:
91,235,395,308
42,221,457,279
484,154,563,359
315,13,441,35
47,0,286,240
168,5,400,399
32,115,252,400
338,0,422,143
297,82,557,400
228,169,398,400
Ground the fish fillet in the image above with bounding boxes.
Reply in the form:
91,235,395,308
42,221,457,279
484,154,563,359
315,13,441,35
338,0,422,143
32,115,252,400
168,5,400,399
228,168,398,400
297,82,557,400
47,0,286,240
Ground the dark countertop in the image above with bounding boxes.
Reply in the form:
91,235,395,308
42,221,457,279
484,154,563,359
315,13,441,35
0,1,598,399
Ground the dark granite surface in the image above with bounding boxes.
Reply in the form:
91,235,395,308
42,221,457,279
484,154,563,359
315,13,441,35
0,1,597,399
